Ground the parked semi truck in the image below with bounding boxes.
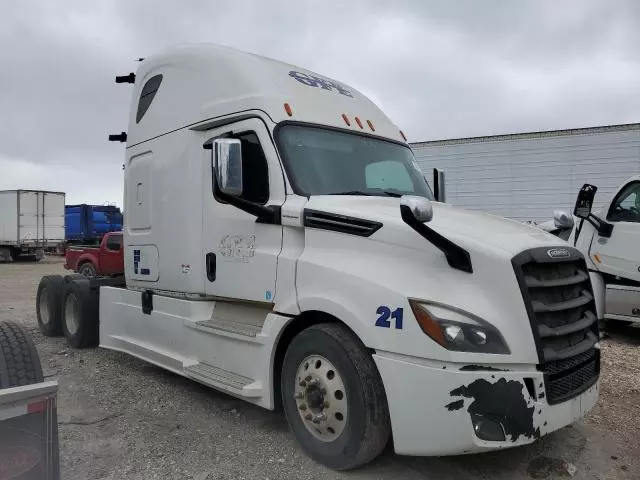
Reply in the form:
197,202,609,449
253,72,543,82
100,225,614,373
65,204,123,245
0,190,65,262
35,44,601,470
542,176,640,326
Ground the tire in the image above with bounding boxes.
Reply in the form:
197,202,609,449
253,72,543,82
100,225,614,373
78,262,97,277
281,323,391,470
0,321,44,388
62,279,99,348
0,247,11,262
36,275,66,336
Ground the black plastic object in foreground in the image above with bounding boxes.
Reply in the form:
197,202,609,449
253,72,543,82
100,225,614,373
400,204,473,273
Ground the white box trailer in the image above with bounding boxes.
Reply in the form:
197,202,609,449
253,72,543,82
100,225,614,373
411,123,640,223
0,190,66,261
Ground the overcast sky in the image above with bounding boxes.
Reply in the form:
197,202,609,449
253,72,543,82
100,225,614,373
1,0,638,207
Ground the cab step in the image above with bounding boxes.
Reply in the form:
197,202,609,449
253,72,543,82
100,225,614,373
184,362,263,398
194,319,263,337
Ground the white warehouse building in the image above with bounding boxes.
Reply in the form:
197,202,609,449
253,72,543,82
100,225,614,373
411,123,640,223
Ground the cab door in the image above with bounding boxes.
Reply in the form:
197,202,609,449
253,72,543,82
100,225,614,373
202,118,285,303
590,181,640,282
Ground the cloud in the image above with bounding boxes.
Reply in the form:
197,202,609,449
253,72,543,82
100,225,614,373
0,155,123,207
0,0,638,206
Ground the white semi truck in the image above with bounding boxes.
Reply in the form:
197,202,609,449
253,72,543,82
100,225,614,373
35,44,601,470
561,176,640,325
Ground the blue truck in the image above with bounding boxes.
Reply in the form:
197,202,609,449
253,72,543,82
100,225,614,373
64,204,123,245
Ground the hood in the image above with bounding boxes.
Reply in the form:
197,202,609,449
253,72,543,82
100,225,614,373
304,195,565,257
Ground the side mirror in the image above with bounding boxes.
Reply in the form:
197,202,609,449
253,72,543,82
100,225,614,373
214,138,243,196
553,210,574,229
573,183,597,219
401,195,433,223
433,168,446,203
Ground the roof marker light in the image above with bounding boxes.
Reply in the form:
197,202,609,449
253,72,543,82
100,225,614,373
284,103,293,117
355,117,363,129
400,130,407,141
341,113,351,126
367,120,375,131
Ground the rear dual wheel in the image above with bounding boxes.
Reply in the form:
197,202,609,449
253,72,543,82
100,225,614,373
36,275,66,336
61,279,99,348
281,324,391,470
35,275,99,348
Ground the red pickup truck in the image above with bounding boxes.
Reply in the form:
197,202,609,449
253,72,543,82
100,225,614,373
64,231,124,277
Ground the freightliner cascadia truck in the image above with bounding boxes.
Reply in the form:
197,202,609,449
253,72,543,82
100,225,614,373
34,44,600,470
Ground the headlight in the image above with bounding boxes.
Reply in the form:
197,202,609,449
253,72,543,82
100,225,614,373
409,300,510,354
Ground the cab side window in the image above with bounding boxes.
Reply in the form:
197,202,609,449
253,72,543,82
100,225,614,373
209,131,269,204
136,74,163,123
607,182,640,223
234,132,269,204
106,234,123,251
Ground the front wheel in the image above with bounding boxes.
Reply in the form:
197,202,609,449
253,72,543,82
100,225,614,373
281,323,391,470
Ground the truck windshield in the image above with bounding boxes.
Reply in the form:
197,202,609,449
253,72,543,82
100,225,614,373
276,125,434,199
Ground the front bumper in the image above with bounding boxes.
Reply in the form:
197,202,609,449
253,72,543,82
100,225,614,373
374,352,599,456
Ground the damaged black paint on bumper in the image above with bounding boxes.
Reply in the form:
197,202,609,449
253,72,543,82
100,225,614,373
447,377,540,441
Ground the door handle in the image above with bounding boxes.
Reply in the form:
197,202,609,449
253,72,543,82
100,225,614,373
206,253,216,282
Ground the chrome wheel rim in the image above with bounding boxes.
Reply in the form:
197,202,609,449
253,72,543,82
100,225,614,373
39,287,49,325
64,294,79,335
294,355,348,442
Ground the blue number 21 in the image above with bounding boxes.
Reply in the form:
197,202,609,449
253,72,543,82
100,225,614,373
375,306,404,329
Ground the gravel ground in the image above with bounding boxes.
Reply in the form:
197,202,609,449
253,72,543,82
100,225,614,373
1,258,638,480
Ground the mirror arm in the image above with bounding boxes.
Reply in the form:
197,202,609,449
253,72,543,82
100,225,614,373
400,205,472,273
573,218,585,246
587,213,613,238
213,178,281,225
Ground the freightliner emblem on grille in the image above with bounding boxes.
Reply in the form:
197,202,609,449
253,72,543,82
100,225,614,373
547,248,571,259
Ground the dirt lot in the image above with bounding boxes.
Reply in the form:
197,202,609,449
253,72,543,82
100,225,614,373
1,259,639,480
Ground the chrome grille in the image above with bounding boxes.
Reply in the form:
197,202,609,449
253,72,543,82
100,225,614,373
512,247,600,405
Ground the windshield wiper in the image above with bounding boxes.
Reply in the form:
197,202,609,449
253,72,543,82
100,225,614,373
380,190,402,197
327,189,404,197
328,191,374,196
